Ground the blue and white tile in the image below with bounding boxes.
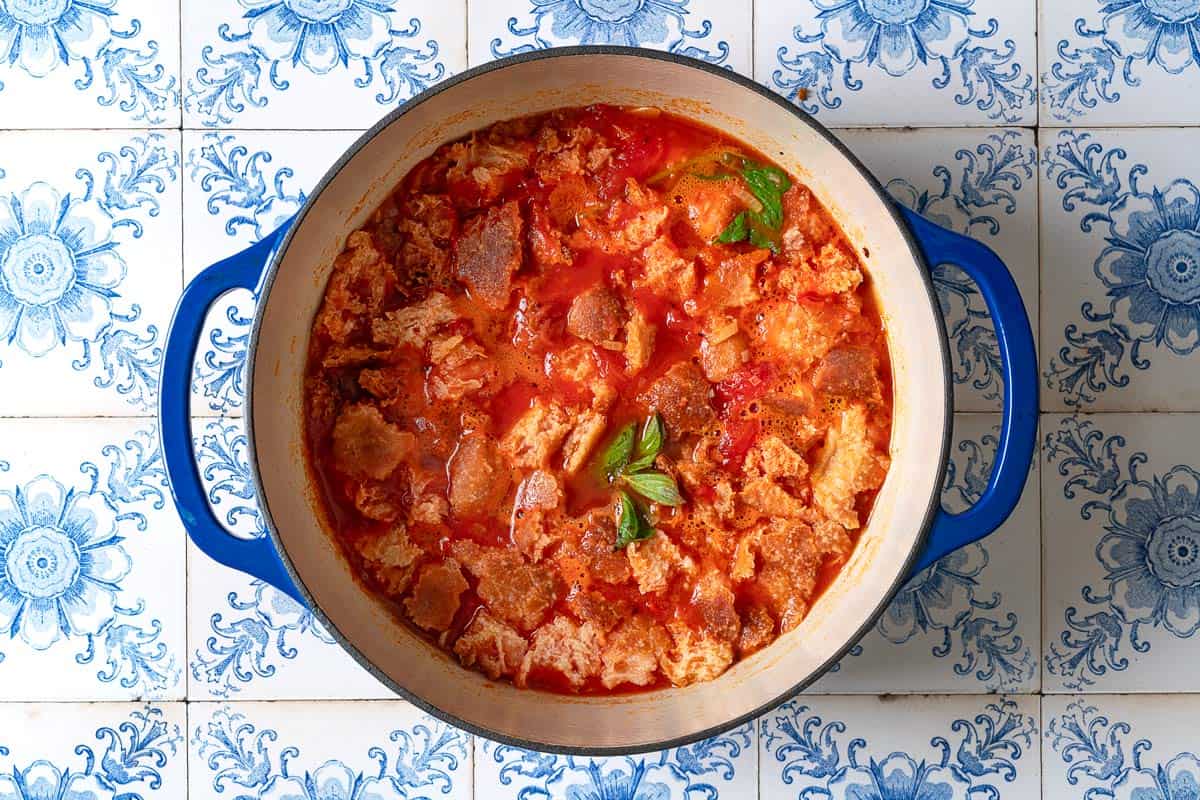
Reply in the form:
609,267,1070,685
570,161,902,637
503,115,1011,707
835,128,1039,412
0,702,185,799
1041,128,1200,412
755,0,1038,127
760,695,1040,799
1041,0,1200,126
469,0,752,73
1044,694,1200,799
187,415,393,699
182,0,466,130
0,129,181,417
183,129,360,416
0,0,180,129
1043,413,1200,692
0,419,184,701
476,723,756,800
189,701,472,799
811,413,1040,694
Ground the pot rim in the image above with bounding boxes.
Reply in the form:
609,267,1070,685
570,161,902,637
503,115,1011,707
244,45,954,756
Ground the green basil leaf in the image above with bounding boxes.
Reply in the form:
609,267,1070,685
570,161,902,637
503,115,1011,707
624,453,656,475
598,422,635,480
742,163,791,230
716,211,748,245
623,471,684,507
615,491,651,549
640,413,663,456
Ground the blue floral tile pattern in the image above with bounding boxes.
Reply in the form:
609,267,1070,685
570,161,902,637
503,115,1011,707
188,702,471,800
0,419,182,700
469,0,751,72
0,703,184,800
755,0,1038,126
0,129,180,417
0,0,180,128
182,0,466,130
1044,695,1200,800
1043,413,1200,692
0,419,183,700
761,695,1040,799
1042,128,1200,412
1041,0,1200,125
812,414,1040,693
477,723,756,799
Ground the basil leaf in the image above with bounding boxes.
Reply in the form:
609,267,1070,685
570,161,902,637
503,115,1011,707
623,471,684,507
639,413,663,458
713,160,792,251
741,163,790,229
599,422,635,480
624,453,656,475
614,490,652,549
625,414,663,473
716,211,748,244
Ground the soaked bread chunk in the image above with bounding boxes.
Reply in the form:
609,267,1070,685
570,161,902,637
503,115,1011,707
454,201,523,309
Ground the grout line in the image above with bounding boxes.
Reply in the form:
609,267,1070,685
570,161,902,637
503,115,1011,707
750,0,756,84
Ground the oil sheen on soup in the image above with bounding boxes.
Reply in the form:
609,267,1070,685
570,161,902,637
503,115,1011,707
303,105,892,694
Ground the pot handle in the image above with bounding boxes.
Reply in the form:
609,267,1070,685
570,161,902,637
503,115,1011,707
900,208,1038,575
158,221,305,605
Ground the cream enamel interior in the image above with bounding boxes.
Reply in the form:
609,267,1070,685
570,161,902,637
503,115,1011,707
248,53,950,752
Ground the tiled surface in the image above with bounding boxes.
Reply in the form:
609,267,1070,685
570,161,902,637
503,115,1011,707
0,703,186,797
187,701,473,799
1042,413,1200,693
3,0,1199,797
181,0,467,129
1040,0,1200,126
1044,695,1200,799
756,0,1039,126
761,695,1041,799
478,724,757,799
0,129,181,417
1041,127,1200,412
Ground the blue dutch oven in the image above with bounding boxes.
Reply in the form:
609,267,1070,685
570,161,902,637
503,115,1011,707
159,48,1036,754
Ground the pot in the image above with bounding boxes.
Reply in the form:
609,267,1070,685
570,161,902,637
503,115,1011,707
159,47,1037,754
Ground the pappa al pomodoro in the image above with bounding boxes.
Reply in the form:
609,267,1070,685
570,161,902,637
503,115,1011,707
303,105,892,694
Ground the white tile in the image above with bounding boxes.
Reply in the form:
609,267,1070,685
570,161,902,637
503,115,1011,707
476,722,756,800
761,695,1040,799
182,0,467,129
1040,0,1200,126
0,0,180,128
0,419,184,700
0,129,181,417
1045,695,1200,799
811,413,1040,693
1043,414,1200,692
189,701,472,800
183,129,361,416
835,128,1039,412
470,0,752,74
186,416,393,700
1041,128,1200,412
0,703,185,798
755,0,1038,126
